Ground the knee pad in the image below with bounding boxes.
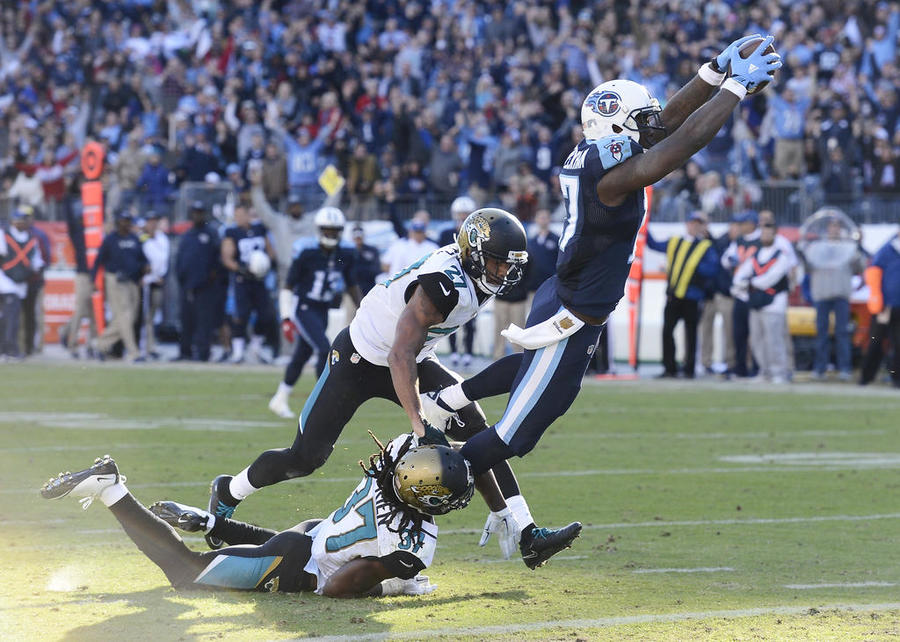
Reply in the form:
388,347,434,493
284,444,332,479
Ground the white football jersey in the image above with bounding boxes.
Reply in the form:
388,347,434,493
303,435,438,594
349,244,489,366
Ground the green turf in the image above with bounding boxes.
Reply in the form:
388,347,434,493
2,361,900,640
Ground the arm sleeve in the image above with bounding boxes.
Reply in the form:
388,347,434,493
285,253,304,292
251,187,278,229
645,232,668,254
414,271,459,320
343,249,358,287
375,551,426,580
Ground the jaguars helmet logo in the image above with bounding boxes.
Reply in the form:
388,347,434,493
461,214,491,252
393,445,475,516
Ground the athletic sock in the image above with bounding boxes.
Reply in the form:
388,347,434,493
100,482,129,507
276,382,293,398
440,382,471,411
506,495,534,539
229,468,259,501
231,337,246,360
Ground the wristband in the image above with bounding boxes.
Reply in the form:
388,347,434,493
698,62,725,86
721,77,748,100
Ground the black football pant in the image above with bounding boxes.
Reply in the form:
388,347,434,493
179,285,217,361
108,493,317,592
231,278,276,344
860,308,900,386
662,296,700,376
246,327,521,498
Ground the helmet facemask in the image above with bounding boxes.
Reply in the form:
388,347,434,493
465,247,528,297
318,227,342,249
621,104,666,148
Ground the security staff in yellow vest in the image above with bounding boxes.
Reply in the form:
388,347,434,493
646,211,720,378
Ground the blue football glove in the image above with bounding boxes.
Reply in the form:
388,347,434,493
729,36,782,90
712,34,762,73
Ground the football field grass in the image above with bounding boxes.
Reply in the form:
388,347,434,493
2,361,900,640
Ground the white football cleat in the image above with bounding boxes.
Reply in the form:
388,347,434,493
40,455,124,509
268,393,295,419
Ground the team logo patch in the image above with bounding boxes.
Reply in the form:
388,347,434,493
350,352,361,364
587,90,621,117
264,576,280,592
410,484,453,509
587,343,595,356
605,139,625,163
465,215,491,248
331,350,340,365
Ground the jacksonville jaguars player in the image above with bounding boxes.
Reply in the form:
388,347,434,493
423,37,782,488
269,207,362,419
208,208,580,568
41,436,473,598
221,204,278,363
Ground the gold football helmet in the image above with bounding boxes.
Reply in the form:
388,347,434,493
392,445,474,516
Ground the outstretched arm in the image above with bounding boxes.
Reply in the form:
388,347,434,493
388,286,446,438
661,34,762,134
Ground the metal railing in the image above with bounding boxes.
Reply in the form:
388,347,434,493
652,181,900,225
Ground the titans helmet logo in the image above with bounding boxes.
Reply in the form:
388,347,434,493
587,91,621,117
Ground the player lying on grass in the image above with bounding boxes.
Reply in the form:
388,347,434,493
41,435,476,598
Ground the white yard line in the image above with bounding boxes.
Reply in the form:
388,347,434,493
632,567,734,574
786,582,897,589
291,602,900,641
9,512,900,542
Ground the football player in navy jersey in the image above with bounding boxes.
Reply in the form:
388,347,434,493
221,204,278,363
269,207,363,419
423,37,782,497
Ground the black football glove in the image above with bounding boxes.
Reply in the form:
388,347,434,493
419,419,450,447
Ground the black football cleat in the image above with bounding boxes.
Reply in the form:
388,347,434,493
150,500,211,532
40,455,122,509
206,475,240,549
520,521,583,570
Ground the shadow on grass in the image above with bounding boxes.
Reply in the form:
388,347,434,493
54,586,530,640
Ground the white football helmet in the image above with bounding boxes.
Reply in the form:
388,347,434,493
450,195,476,216
314,206,346,248
580,80,665,147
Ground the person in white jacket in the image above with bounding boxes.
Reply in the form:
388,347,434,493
731,218,792,383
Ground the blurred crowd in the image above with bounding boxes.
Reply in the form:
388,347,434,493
1,0,898,383
2,0,900,226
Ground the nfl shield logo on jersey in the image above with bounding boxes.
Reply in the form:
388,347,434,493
586,91,621,117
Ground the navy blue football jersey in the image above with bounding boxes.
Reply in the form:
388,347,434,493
556,135,647,318
287,246,358,308
224,222,269,272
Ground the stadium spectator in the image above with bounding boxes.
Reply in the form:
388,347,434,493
64,203,97,358
526,209,559,294
0,208,44,360
382,212,438,277
860,228,900,388
260,141,288,208
346,142,378,220
90,212,147,363
135,150,173,215
438,197,477,366
722,211,761,378
801,214,865,380
174,202,221,362
20,208,48,355
700,219,740,375
221,204,277,364
732,218,792,384
351,223,381,297
647,212,720,379
248,167,315,285
140,212,169,360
